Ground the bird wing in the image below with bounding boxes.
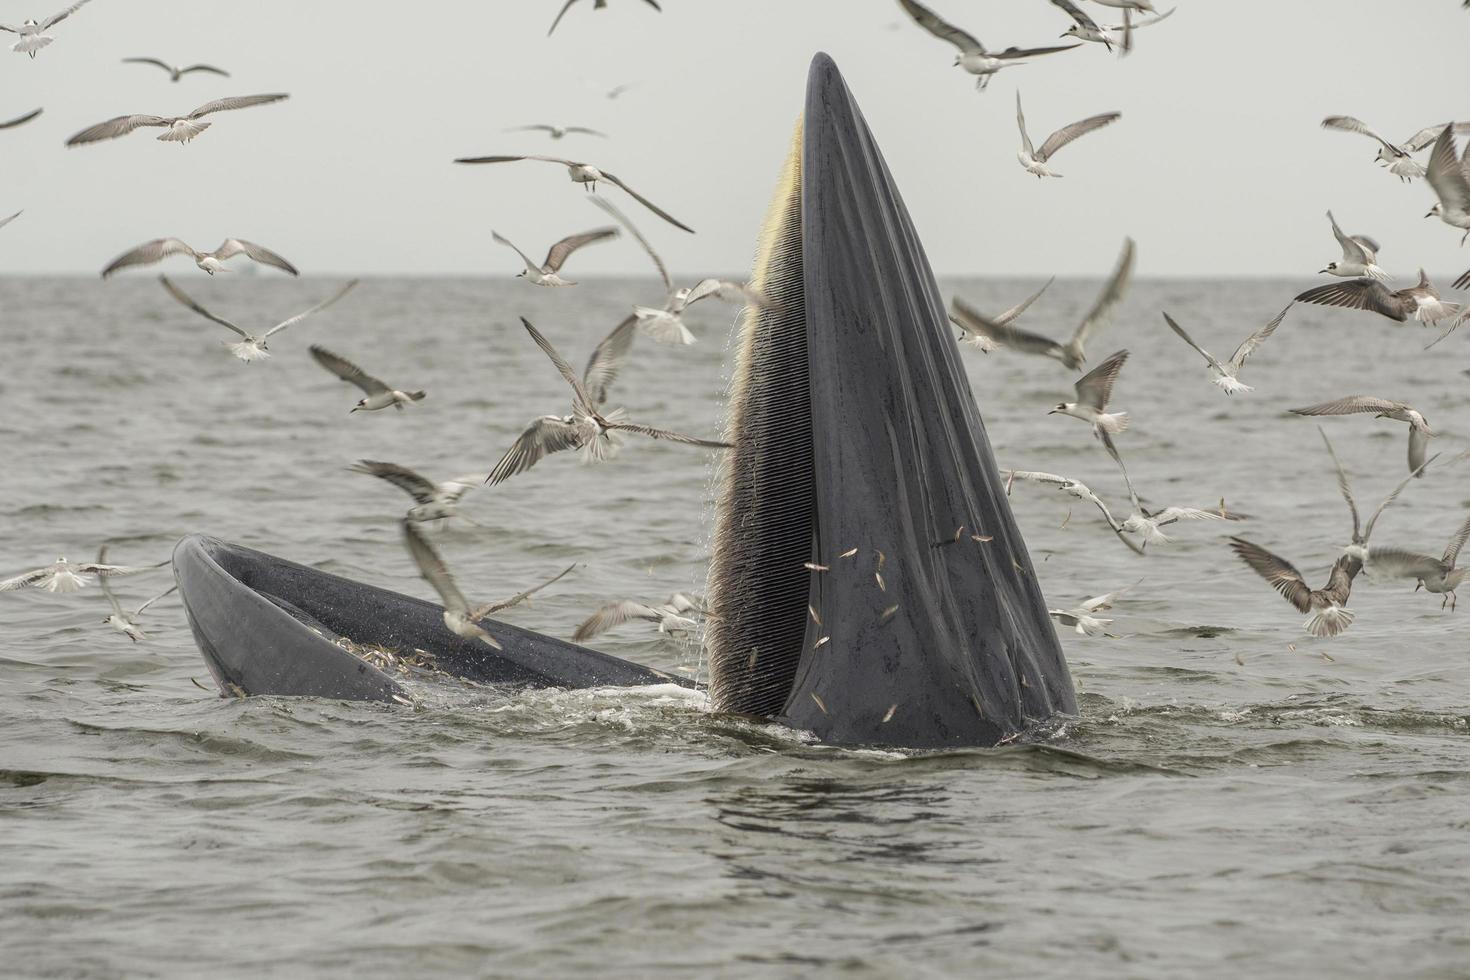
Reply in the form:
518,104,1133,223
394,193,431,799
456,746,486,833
1161,312,1226,374
1015,91,1035,158
573,599,663,641
582,313,638,409
1154,507,1233,526
1407,426,1431,476
665,593,706,614
1036,112,1121,163
896,0,986,52
187,93,289,119
0,108,42,130
1363,454,1439,544
1290,394,1406,418
471,563,579,619
67,115,170,145
102,238,199,277
1427,126,1470,214
542,226,619,274
1293,278,1403,320
1230,537,1313,613
1402,122,1470,152
350,460,439,505
1107,7,1176,30
1049,0,1105,35
41,0,90,31
602,421,731,449
587,195,671,292
0,211,20,230
564,127,607,137
158,275,250,338
684,278,773,309
121,57,172,72
492,231,542,271
1321,115,1401,154
1368,547,1447,580
454,153,579,166
1318,426,1362,543
179,64,230,77
990,277,1054,326
1443,514,1470,566
506,124,557,135
266,279,358,337
1001,469,1070,489
96,544,125,618
1226,301,1291,371
993,44,1079,60
0,24,19,34
520,317,595,412
1326,210,1370,265
547,0,581,36
1070,237,1136,352
437,475,487,505
401,519,469,615
486,417,585,486
309,345,389,395
598,171,695,234
1073,349,1129,411
212,238,300,276
133,584,177,617
0,568,51,591
949,297,1063,357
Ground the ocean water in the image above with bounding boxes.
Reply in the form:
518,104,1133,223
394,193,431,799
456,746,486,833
3,275,1468,978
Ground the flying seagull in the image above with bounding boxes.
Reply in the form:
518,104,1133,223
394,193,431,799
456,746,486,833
1321,211,1389,281
102,237,298,278
506,124,607,140
453,153,694,233
487,317,729,485
0,1,90,58
1059,5,1175,50
1230,537,1360,638
1294,272,1458,325
160,276,357,362
493,226,618,286
402,519,578,649
97,545,175,642
1049,348,1130,439
548,0,662,37
122,57,230,82
1015,91,1120,177
1002,469,1144,554
945,238,1132,368
0,108,42,130
949,279,1054,351
1048,581,1138,638
1118,488,1240,550
573,593,708,641
1369,513,1470,611
349,460,488,525
1318,427,1436,564
1161,303,1290,395
1290,396,1433,477
1048,0,1112,49
1321,117,1470,181
66,94,289,146
309,345,426,413
1,553,159,594
1424,126,1470,244
895,0,1079,91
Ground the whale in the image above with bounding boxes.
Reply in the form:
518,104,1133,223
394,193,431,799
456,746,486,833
173,53,1075,747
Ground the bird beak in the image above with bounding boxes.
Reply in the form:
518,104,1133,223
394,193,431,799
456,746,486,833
1424,210,1435,219
1046,409,1059,415
1318,268,1329,275
348,407,358,414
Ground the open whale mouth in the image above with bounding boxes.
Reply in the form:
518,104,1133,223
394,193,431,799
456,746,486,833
704,54,1075,748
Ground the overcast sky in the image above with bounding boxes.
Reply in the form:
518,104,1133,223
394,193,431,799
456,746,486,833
1,0,1466,278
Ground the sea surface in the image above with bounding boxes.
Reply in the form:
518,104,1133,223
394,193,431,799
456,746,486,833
3,276,1468,978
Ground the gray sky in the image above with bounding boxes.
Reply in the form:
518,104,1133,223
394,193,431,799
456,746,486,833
1,0,1467,277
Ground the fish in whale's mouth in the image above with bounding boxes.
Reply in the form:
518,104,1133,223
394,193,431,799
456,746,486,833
703,54,1076,749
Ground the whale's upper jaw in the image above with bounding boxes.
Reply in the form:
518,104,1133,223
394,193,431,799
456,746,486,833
704,53,1076,749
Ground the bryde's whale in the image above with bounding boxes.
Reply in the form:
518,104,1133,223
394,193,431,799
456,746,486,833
174,53,1076,747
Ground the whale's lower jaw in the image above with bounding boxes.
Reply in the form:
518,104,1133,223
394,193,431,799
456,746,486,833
704,54,1077,748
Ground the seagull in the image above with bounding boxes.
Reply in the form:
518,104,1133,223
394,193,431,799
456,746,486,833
1161,303,1291,395
0,1,90,58
1049,0,1111,48
453,154,694,233
949,278,1054,351
548,0,662,37
350,461,488,525
1369,513,1470,611
1049,349,1131,441
66,94,289,146
1001,469,1144,555
1118,491,1240,550
506,124,607,140
402,519,577,650
1424,125,1470,244
102,238,298,278
0,210,21,230
96,545,175,642
1015,91,1120,178
573,593,707,641
1,554,159,593
493,226,617,286
1229,538,1360,638
1322,117,1470,181
1048,581,1138,637
605,83,634,100
895,0,1079,91
1294,272,1458,325
160,276,357,362
487,318,729,485
1321,211,1389,281
0,108,42,130
309,346,426,413
122,57,230,82
1318,427,1436,564
1059,6,1175,49
1290,396,1433,477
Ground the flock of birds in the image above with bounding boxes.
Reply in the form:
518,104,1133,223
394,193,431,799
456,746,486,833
2,1,1468,682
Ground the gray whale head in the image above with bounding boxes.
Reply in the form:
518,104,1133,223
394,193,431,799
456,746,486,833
704,53,1076,748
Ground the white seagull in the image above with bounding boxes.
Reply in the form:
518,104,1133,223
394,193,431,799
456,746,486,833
896,0,1079,91
1230,538,1360,638
103,237,298,278
573,593,707,641
1369,514,1470,611
97,546,175,642
1049,582,1138,638
1322,116,1470,181
949,278,1054,351
66,94,289,146
1015,91,1120,178
453,153,694,233
350,461,488,525
1118,492,1240,550
122,57,230,82
1002,469,1144,555
310,346,426,413
1049,348,1131,440
1424,125,1470,244
1321,211,1389,281
0,1,90,58
1,554,159,594
1161,303,1290,395
160,276,357,362
1059,5,1175,50
493,225,618,286
505,124,607,140
1291,396,1433,477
